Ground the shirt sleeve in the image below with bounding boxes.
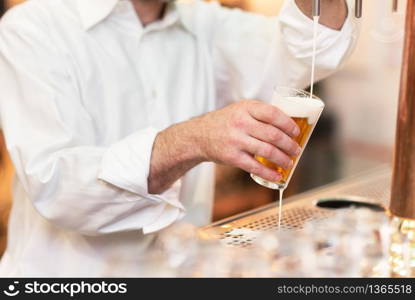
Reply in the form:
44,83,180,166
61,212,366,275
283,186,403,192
0,7,185,236
211,0,359,107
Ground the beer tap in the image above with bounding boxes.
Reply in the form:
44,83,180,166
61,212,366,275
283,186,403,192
355,0,362,18
312,0,320,17
312,0,361,18
392,0,398,12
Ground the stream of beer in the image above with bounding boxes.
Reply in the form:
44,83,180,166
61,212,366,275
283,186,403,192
278,189,284,229
277,17,319,230
310,16,319,98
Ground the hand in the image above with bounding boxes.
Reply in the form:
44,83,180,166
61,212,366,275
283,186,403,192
295,0,348,31
193,100,301,183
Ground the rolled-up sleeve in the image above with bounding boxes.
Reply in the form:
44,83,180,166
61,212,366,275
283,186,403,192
0,9,184,236
211,0,359,106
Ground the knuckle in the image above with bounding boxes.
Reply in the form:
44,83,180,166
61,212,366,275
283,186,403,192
240,99,252,106
232,156,244,167
271,130,283,142
270,107,281,121
248,100,261,109
238,100,253,111
231,112,247,129
282,137,294,150
233,155,249,170
222,150,237,163
290,141,299,153
270,148,287,165
226,131,239,145
280,113,292,127
287,120,298,133
249,164,262,175
291,120,298,130
281,155,292,168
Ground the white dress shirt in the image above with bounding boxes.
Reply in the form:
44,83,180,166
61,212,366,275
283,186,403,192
0,0,358,276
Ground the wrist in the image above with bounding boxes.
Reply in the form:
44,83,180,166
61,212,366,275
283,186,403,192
148,121,205,194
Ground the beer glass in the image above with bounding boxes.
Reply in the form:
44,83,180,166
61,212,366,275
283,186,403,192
250,87,325,190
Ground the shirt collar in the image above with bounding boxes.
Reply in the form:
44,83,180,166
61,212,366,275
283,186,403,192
77,0,191,33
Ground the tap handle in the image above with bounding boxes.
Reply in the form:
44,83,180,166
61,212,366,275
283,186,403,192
393,0,398,12
312,0,320,17
355,0,362,18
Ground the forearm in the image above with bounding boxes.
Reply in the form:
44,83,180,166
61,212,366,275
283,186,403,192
148,119,205,194
295,0,348,30
148,101,301,195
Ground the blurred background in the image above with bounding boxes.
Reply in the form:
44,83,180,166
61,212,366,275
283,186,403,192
0,0,405,256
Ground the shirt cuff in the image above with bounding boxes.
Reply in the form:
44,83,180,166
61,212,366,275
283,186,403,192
279,0,358,67
141,179,185,234
97,127,185,211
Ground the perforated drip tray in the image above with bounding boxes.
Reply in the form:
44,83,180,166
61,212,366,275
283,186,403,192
201,165,391,248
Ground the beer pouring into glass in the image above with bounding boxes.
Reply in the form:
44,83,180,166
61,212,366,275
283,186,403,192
250,87,324,229
250,0,366,228
250,87,324,191
250,0,329,192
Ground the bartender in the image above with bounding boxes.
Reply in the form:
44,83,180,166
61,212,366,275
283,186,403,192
0,0,356,276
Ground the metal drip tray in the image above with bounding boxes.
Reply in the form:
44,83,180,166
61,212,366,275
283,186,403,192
201,165,391,248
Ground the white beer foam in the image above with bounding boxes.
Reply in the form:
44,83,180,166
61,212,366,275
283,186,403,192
272,96,324,124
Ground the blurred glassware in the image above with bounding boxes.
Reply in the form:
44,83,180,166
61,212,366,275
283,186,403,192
137,207,407,277
136,249,175,277
389,216,415,277
153,223,201,270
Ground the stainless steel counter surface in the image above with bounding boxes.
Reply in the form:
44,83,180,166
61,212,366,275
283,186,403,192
201,164,392,248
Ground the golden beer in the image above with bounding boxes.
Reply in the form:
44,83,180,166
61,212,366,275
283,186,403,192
251,87,324,190
255,117,314,186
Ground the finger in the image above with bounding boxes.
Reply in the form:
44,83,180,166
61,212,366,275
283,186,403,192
246,120,301,157
236,152,282,183
247,102,300,138
242,137,293,169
